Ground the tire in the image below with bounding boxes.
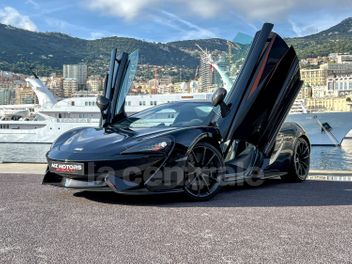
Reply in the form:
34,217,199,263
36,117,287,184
184,142,224,201
281,137,310,182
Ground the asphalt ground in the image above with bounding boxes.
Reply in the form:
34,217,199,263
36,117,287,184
0,173,351,264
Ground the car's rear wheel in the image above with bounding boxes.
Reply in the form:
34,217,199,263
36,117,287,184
184,142,224,201
281,137,310,182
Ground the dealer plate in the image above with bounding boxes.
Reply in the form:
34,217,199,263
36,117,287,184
49,161,85,175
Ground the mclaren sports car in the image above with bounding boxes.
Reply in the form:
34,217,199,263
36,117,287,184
43,23,311,201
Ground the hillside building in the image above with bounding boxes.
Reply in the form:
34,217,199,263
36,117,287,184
63,63,88,90
0,88,15,105
199,53,213,92
327,73,352,97
86,75,103,94
300,64,328,87
44,76,64,98
63,78,78,98
15,86,37,104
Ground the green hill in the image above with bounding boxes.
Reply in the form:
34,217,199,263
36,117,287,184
0,17,351,75
0,24,200,75
285,17,352,58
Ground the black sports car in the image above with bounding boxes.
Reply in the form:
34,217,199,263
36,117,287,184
43,23,310,201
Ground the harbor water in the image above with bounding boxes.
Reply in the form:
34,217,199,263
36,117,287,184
1,139,352,170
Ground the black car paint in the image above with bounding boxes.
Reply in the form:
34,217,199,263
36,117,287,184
43,23,310,196
44,110,306,193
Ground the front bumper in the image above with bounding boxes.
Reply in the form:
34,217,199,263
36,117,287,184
43,153,186,194
43,170,184,194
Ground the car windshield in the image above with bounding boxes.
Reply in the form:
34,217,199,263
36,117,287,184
113,102,213,129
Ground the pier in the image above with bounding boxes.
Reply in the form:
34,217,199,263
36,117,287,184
0,164,351,263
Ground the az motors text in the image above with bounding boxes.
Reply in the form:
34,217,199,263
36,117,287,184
51,163,82,170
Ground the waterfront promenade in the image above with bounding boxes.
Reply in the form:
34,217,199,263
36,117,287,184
0,164,352,263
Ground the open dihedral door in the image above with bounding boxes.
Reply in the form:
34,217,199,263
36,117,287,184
100,49,139,127
217,23,303,157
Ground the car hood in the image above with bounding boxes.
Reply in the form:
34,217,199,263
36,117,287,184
48,126,183,161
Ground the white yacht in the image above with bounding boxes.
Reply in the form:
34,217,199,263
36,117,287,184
0,77,212,143
0,77,352,146
285,99,352,146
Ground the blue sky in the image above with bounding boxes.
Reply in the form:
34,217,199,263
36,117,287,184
0,0,351,42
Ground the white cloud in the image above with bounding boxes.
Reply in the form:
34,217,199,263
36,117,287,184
158,10,216,39
84,0,352,39
44,17,92,35
90,32,108,39
86,0,352,21
180,0,352,21
180,0,222,18
86,0,159,20
89,31,117,39
288,13,351,37
25,0,40,9
289,20,319,37
0,6,37,31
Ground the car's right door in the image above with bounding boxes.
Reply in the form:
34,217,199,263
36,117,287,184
216,23,303,157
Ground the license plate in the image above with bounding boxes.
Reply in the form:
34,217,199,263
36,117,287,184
49,161,85,175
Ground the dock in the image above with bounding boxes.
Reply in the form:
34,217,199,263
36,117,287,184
1,163,352,180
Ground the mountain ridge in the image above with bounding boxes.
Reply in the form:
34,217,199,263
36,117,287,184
0,17,351,75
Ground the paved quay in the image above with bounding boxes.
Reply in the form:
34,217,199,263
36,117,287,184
0,165,352,263
0,163,47,175
1,163,352,179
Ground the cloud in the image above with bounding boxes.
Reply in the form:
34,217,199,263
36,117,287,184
289,20,319,37
86,0,352,21
177,0,352,21
180,0,222,18
33,4,76,17
44,17,92,34
25,0,40,9
90,32,108,39
44,17,115,40
86,0,159,20
157,10,217,39
288,13,351,37
89,31,117,39
0,6,37,31
85,0,217,39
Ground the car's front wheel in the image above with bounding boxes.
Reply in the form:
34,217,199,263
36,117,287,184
281,137,310,182
184,142,224,201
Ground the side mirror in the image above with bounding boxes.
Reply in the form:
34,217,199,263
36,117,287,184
212,88,230,117
212,88,227,106
96,96,110,112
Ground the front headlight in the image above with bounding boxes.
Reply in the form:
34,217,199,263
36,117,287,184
121,137,173,154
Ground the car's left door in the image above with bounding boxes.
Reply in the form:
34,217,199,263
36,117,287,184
100,49,139,127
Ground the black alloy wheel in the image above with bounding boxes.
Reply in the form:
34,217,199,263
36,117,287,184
184,142,224,201
282,137,310,182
